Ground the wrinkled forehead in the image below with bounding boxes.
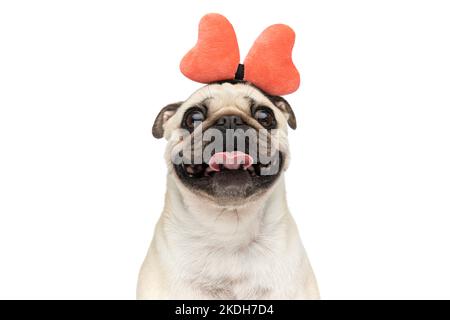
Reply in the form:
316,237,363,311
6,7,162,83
179,83,275,115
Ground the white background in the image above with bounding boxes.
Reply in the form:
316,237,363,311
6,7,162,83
1,0,449,299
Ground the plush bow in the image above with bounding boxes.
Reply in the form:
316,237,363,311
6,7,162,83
180,13,300,96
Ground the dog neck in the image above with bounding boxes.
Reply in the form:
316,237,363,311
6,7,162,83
162,174,290,247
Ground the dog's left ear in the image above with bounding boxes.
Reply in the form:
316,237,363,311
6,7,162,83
269,96,297,129
152,102,182,139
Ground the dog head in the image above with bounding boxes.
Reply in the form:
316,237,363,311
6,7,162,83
152,81,296,206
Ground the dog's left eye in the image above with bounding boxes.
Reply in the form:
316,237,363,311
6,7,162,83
183,108,206,130
253,107,276,129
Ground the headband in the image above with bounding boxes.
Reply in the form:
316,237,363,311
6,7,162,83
180,13,300,96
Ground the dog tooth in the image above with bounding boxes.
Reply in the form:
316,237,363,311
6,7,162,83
185,165,195,175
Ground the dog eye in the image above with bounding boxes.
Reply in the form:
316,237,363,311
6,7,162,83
183,108,206,130
253,107,276,129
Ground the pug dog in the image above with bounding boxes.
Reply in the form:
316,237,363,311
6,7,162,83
137,80,319,299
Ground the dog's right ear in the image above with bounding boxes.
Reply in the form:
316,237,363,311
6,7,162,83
152,102,183,139
269,95,297,130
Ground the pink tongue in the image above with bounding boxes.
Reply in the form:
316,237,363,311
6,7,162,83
208,151,254,171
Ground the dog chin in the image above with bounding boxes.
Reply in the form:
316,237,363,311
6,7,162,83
172,151,284,206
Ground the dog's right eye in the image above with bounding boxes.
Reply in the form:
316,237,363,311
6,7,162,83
183,108,206,130
253,107,277,129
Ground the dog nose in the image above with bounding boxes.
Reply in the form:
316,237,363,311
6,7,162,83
214,115,246,130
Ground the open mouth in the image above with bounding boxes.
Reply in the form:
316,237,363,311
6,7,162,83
173,150,284,200
176,151,283,179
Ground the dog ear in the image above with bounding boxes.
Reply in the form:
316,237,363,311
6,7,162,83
152,102,183,139
269,96,297,129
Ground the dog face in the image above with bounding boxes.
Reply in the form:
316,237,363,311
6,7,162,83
152,81,296,206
